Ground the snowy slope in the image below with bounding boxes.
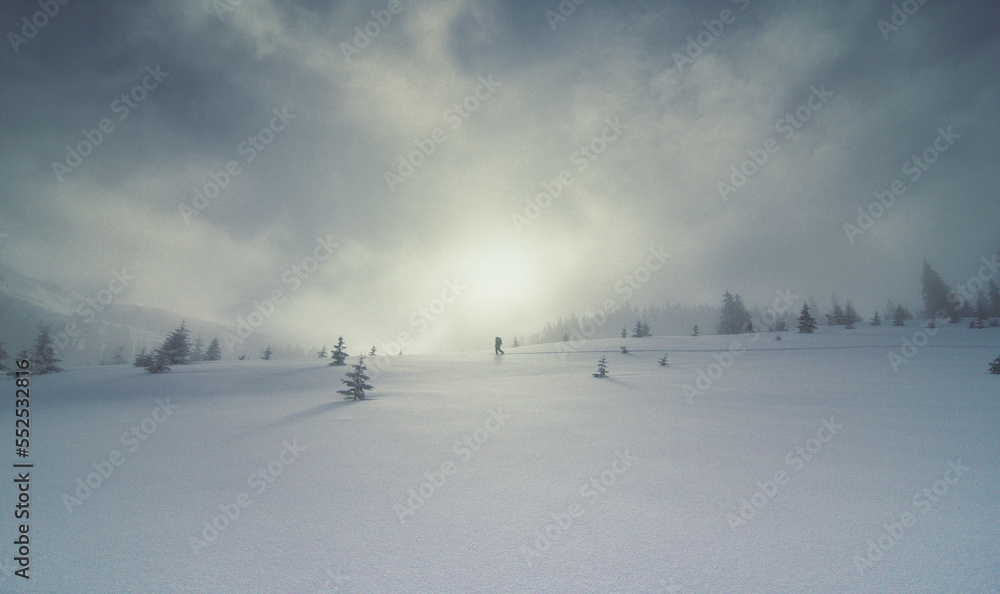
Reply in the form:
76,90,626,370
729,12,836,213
1,325,999,592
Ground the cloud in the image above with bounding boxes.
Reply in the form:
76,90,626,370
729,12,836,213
1,0,998,351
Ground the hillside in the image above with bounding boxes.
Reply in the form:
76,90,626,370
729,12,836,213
1,325,998,592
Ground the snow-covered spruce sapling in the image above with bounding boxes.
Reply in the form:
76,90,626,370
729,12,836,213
620,345,629,354
261,345,273,360
370,346,377,356
338,355,374,400
593,356,608,378
657,353,668,366
146,346,171,373
329,336,348,366
317,345,327,358
990,355,1000,375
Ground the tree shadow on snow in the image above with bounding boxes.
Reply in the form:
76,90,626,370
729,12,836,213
237,399,355,437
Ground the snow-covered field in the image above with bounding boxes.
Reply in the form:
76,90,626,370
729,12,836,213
3,325,999,592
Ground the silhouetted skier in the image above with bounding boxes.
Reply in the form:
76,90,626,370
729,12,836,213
495,336,504,355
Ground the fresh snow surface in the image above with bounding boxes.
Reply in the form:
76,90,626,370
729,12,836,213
2,325,999,592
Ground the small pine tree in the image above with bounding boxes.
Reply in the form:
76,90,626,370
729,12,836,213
657,353,668,366
775,333,782,341
317,345,327,358
621,326,628,338
797,304,817,334
870,311,882,326
844,302,861,329
191,335,205,362
620,345,629,354
337,355,373,400
261,345,273,360
593,355,608,378
370,346,377,357
826,299,846,326
133,346,153,367
975,291,990,329
691,324,699,337
238,355,247,360
32,325,62,374
146,345,171,373
893,304,911,327
512,337,520,348
205,338,222,361
161,321,191,365
329,336,348,366
562,332,569,342
990,355,1000,375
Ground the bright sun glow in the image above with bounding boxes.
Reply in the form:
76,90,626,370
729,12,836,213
463,241,536,316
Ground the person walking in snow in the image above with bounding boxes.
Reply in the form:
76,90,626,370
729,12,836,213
495,336,504,355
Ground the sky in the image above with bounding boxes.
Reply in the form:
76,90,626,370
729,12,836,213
1,0,998,353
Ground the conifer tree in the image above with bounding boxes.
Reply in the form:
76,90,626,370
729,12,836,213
797,303,817,334
621,326,628,338
512,337,520,348
826,297,846,326
317,345,327,358
337,355,373,400
717,291,751,335
691,324,699,337
870,311,882,326
133,346,153,368
161,321,191,365
32,325,62,374
990,354,1000,375
191,335,204,362
261,345,273,360
370,346,377,356
146,345,171,373
844,301,861,329
620,345,629,354
893,304,912,326
593,355,608,378
921,260,955,319
329,336,348,366
974,291,990,329
204,338,222,361
989,280,1000,318
657,353,668,366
